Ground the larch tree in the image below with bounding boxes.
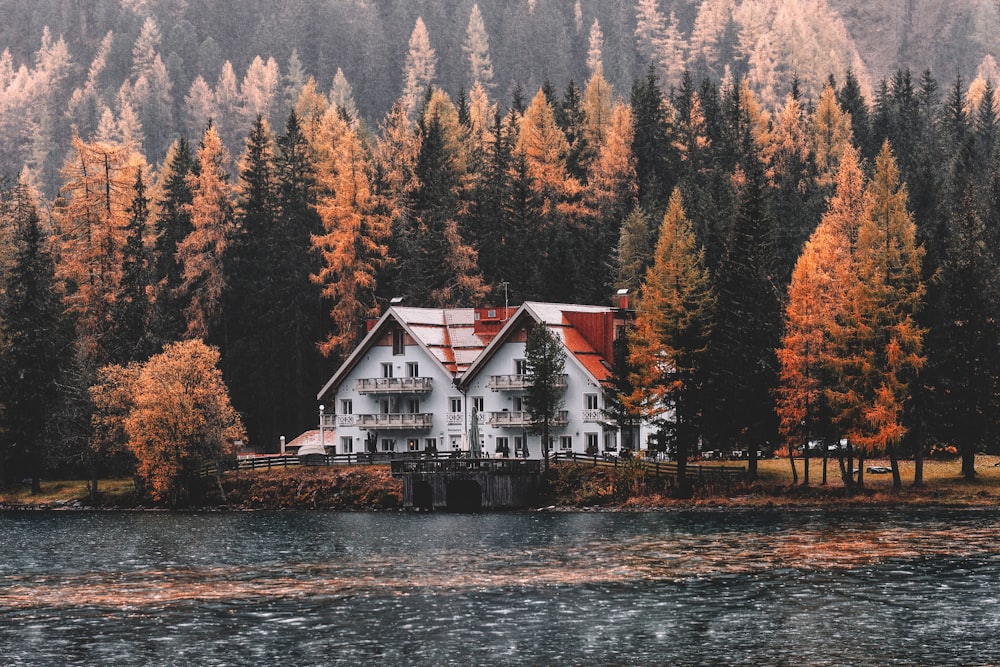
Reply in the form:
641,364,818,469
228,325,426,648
582,64,614,156
587,19,604,76
401,17,437,119
330,68,359,123
311,106,389,359
827,142,925,489
176,124,236,340
463,4,494,91
776,145,865,485
628,189,716,497
812,83,855,188
53,135,144,365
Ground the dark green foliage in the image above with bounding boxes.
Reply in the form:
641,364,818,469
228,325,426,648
525,321,567,468
151,137,195,347
0,186,68,488
111,170,152,364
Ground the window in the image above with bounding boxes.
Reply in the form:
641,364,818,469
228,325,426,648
381,438,396,452
340,399,352,415
586,433,599,453
604,432,617,451
406,361,419,377
513,396,524,411
341,436,353,454
585,394,599,410
450,397,462,413
406,398,420,414
515,358,527,375
424,438,437,452
379,398,390,414
495,436,509,457
407,438,419,451
392,328,405,355
381,362,393,378
472,396,484,413
560,435,573,450
514,436,525,454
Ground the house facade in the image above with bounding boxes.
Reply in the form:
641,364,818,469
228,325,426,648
317,300,647,459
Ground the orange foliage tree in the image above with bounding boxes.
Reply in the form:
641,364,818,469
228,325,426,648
776,145,865,484
826,143,925,488
628,189,715,496
112,339,244,505
310,106,389,359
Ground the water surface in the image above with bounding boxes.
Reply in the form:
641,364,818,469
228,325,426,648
2,508,999,666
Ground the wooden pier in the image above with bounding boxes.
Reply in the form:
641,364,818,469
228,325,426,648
390,458,542,511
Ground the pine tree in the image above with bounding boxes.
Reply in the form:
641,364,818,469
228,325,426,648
525,321,567,470
628,189,716,497
151,137,195,347
708,146,781,479
0,184,67,489
112,168,152,364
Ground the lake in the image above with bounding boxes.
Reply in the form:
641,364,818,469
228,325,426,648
2,508,999,666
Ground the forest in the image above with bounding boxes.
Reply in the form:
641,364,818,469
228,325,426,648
0,1,998,494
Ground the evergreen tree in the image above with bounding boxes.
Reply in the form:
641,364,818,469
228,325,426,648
151,137,195,347
707,147,781,479
0,185,67,489
525,321,567,470
630,65,675,214
112,168,152,364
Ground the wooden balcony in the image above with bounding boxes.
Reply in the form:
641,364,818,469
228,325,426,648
487,374,567,391
356,377,433,394
487,410,568,427
356,413,434,430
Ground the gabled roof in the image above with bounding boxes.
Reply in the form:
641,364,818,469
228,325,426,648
458,302,616,388
316,306,495,400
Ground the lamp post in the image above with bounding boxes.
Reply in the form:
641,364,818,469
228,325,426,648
319,405,326,454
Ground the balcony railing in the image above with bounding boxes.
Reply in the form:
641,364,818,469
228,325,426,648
582,409,603,422
356,413,433,430
336,414,355,427
447,412,463,426
356,377,433,394
487,410,568,427
487,374,567,391
320,414,337,428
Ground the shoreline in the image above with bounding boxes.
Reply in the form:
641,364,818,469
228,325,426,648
3,457,1000,512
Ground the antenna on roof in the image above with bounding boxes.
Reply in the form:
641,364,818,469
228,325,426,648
500,281,509,320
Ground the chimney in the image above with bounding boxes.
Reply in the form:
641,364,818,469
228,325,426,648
615,288,630,310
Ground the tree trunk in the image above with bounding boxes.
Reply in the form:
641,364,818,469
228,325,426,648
961,445,976,480
913,439,924,488
822,450,828,485
787,442,798,485
748,442,758,481
856,453,865,489
214,459,227,504
803,441,810,486
888,441,902,490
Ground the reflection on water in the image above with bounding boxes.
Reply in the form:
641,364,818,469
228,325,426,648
2,509,1000,666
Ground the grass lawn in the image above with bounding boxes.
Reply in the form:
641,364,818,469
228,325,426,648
0,478,136,506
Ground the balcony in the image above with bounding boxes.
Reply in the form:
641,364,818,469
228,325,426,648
336,414,356,427
447,412,463,426
582,409,603,423
320,413,337,428
487,410,568,427
356,413,434,430
356,377,433,394
487,374,567,391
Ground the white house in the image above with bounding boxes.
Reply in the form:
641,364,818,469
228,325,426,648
316,300,649,459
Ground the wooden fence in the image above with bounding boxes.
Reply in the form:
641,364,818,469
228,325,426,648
551,451,748,483
203,451,747,484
